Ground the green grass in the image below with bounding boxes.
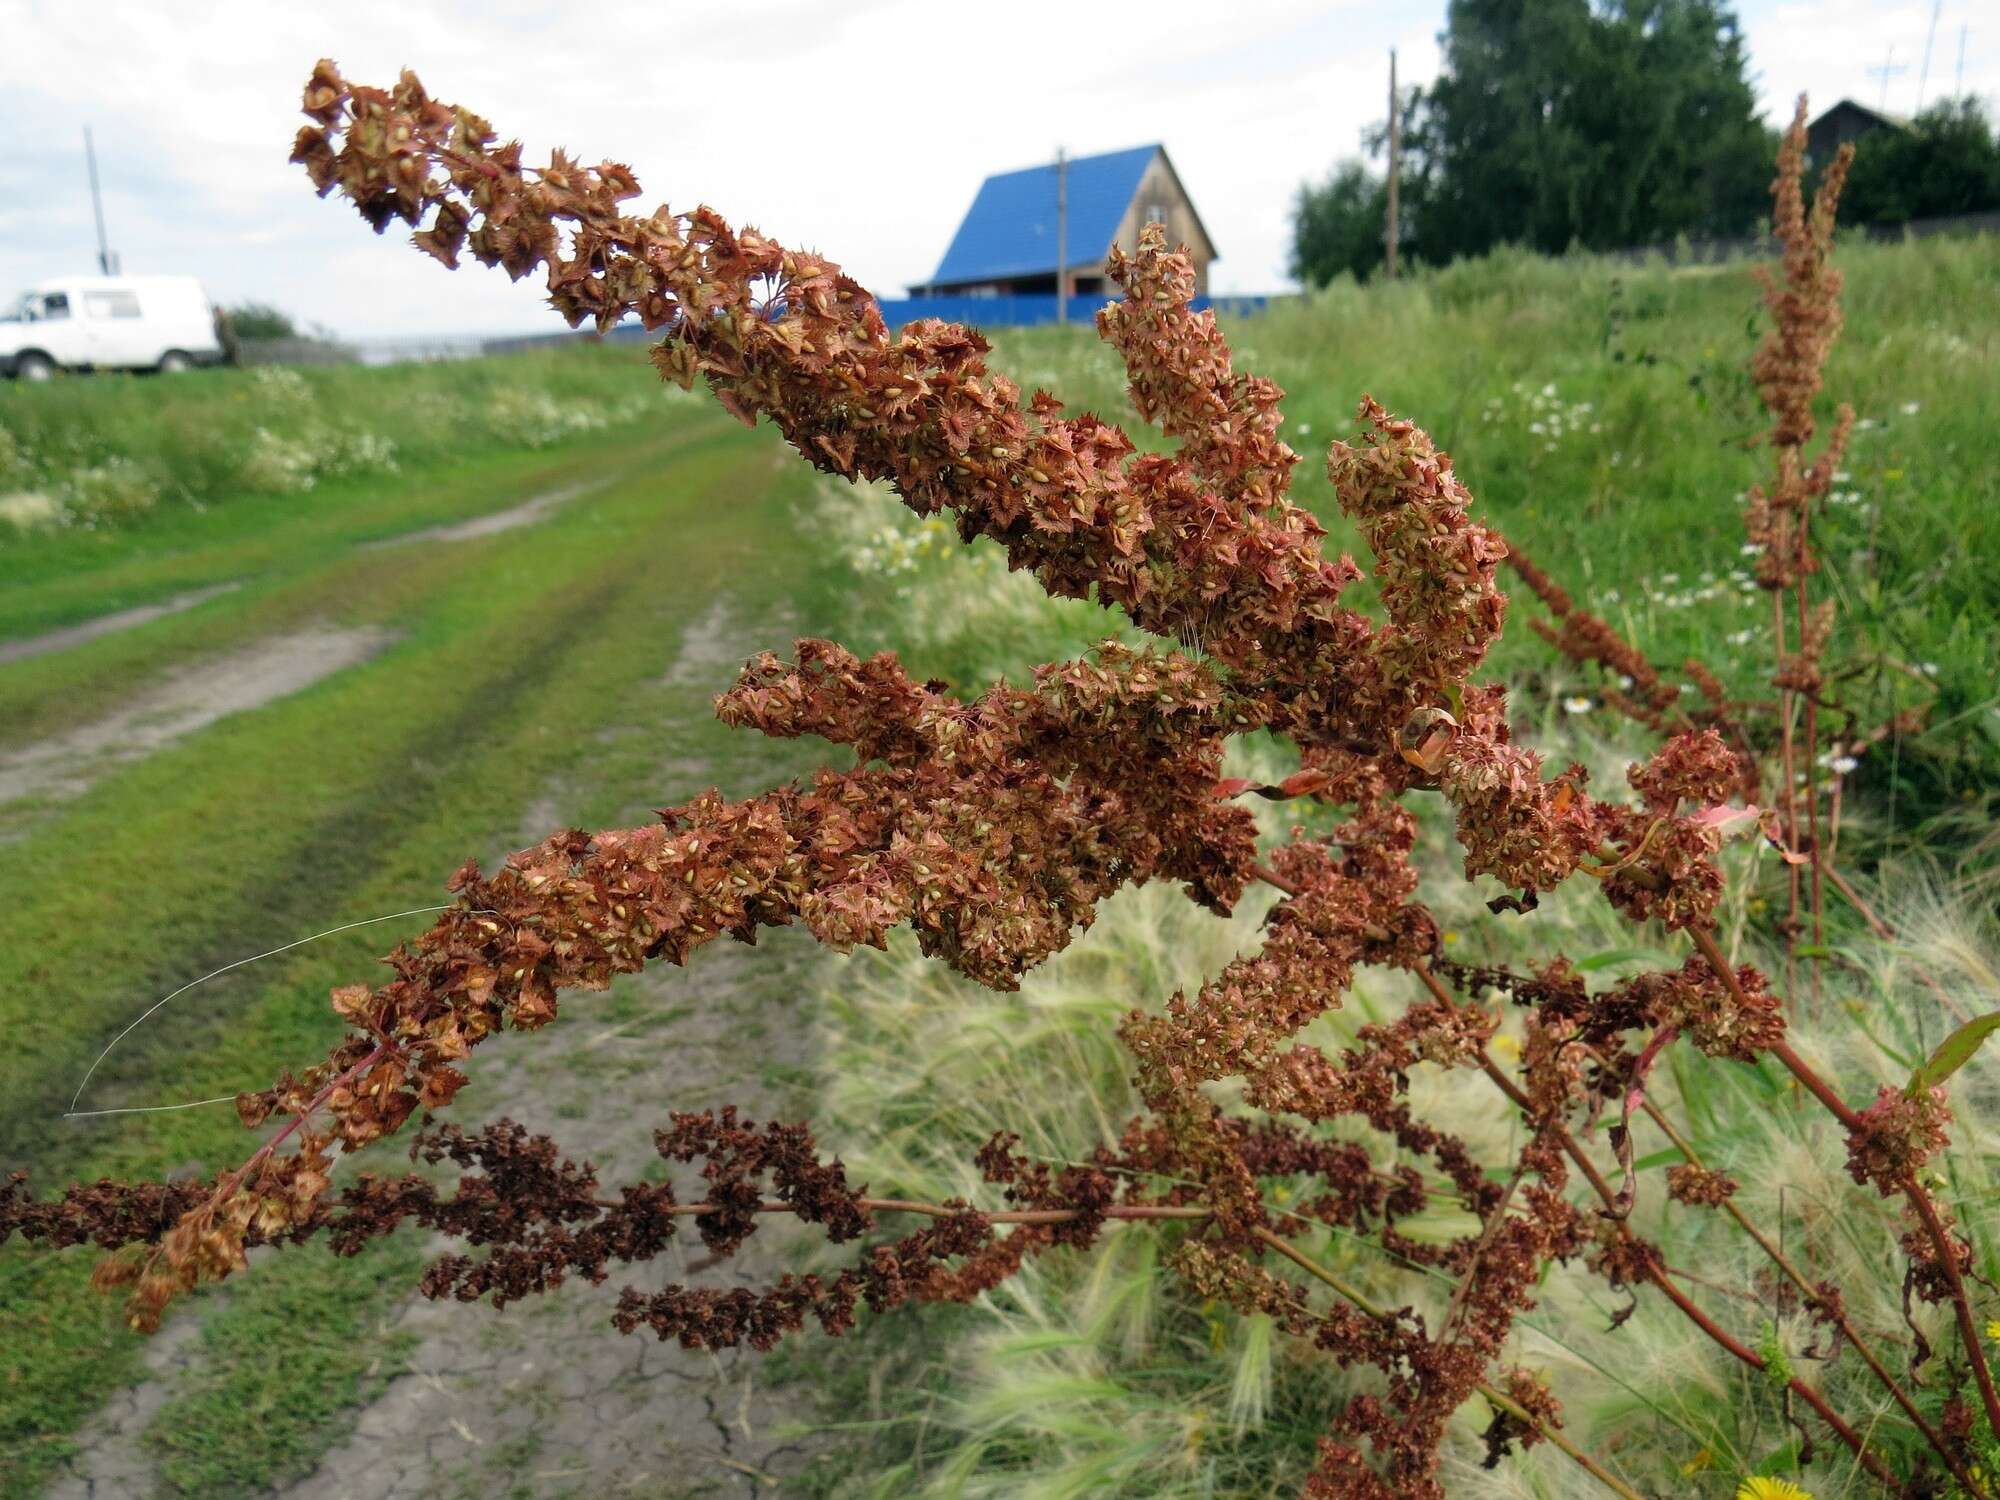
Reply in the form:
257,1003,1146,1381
776,232,2000,1497
0,385,844,1496
3,228,1994,1497
977,231,2000,825
790,519,2000,1496
0,344,673,530
142,1238,425,1495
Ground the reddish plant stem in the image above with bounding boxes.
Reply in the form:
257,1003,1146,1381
1796,570,1826,1014
1822,861,1893,942
1418,958,1904,1483
136,1042,391,1292
1259,869,1924,1477
1767,1039,1863,1130
1773,589,1802,1007
1439,1163,1527,1340
1690,924,2000,1443
609,1197,1215,1225
1250,860,1299,897
1409,964,1631,1206
1249,1227,1648,1500
1905,1173,2000,1441
1629,1079,1986,1497
1648,1258,1899,1489
622,1138,1645,1499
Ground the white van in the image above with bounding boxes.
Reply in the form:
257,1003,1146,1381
0,276,225,380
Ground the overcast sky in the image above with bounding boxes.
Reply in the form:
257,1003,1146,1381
1,0,1991,341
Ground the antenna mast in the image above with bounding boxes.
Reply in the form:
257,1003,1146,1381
84,126,118,275
1865,44,1908,112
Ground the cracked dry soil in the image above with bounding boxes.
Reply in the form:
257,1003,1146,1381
269,937,835,1500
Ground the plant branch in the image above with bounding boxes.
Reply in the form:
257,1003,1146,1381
1250,1228,1649,1500
1905,1173,2000,1441
1691,923,2000,1446
1628,1073,1986,1497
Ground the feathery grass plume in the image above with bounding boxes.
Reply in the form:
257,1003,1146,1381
7,63,1997,1500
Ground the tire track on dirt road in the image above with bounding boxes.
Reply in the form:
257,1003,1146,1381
30,442,850,1498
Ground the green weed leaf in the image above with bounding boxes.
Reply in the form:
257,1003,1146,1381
1907,1010,2000,1096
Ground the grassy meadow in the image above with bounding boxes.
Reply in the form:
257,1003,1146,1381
1,229,1996,1498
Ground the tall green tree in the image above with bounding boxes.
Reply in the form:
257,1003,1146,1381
1400,0,1773,263
1289,162,1390,287
1838,98,2000,226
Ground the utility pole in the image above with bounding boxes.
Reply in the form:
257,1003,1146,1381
84,126,117,275
1055,146,1068,325
1385,50,1400,280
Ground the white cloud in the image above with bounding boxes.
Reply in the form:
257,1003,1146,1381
0,0,1988,341
1742,0,1997,121
0,0,1429,336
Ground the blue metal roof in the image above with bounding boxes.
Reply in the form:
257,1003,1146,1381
924,144,1161,288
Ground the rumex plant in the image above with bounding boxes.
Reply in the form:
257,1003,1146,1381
5,66,1993,1497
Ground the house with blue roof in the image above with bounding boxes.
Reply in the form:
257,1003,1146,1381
909,144,1218,302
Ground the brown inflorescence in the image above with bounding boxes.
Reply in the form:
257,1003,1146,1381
1665,1163,1739,1208
7,62,1985,1500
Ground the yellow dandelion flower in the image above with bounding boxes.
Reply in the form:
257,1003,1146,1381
1737,1478,1813,1500
1681,1448,1715,1476
1986,1318,2000,1343
1491,1033,1522,1061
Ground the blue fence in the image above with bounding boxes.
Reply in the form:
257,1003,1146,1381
490,291,1278,357
871,292,1270,329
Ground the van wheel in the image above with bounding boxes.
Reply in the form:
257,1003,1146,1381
16,352,55,382
158,351,193,374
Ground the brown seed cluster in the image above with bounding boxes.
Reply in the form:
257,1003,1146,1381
7,65,1981,1500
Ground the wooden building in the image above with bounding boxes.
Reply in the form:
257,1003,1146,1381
910,144,1217,300
1807,100,1909,168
